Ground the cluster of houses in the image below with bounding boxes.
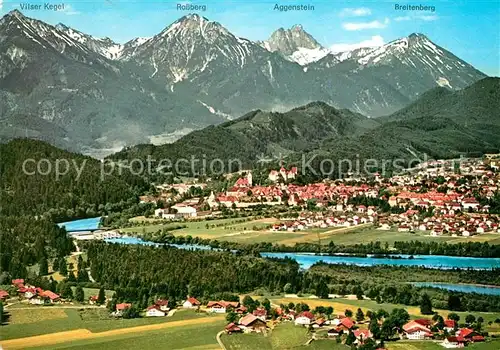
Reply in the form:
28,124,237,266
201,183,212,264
403,319,485,348
271,212,375,232
268,167,298,182
2,279,61,305
109,297,202,318
222,305,487,349
381,210,500,237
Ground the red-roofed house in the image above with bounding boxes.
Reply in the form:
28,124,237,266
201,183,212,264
183,297,201,308
155,299,170,311
337,317,355,331
0,290,9,301
111,303,132,317
354,329,373,344
207,301,239,313
112,303,132,317
239,314,267,332
116,303,132,311
146,305,166,317
443,336,466,348
312,318,326,328
225,322,242,334
235,305,248,314
471,335,485,342
456,328,482,341
444,319,457,332
12,279,24,288
252,307,267,321
41,290,60,303
294,311,315,326
403,319,433,340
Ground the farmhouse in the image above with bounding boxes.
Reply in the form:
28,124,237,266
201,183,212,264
354,329,373,344
444,319,457,332
0,290,9,301
442,336,466,348
239,314,267,332
225,322,242,334
403,319,433,340
294,311,315,326
183,297,201,308
154,299,170,311
456,328,485,342
112,303,132,317
252,307,267,321
207,300,239,313
336,317,355,331
146,305,166,317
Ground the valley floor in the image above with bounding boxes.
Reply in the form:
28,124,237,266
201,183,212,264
122,217,500,247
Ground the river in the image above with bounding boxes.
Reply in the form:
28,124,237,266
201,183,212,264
412,282,500,296
261,252,500,270
57,217,102,232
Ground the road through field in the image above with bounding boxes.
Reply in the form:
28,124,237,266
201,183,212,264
1,315,224,349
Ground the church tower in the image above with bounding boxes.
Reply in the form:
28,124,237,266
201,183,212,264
247,172,253,187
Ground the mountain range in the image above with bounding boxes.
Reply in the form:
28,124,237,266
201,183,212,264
0,10,488,155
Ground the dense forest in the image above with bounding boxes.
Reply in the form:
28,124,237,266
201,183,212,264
304,263,500,313
81,241,500,313
0,139,150,220
0,216,73,278
86,242,301,299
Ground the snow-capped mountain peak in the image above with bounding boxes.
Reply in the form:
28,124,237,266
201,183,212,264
260,25,327,65
263,25,322,55
121,14,263,83
54,23,124,60
1,10,95,57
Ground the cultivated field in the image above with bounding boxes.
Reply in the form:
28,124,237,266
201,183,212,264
122,217,500,246
1,311,225,349
122,217,374,245
1,308,215,341
320,226,500,246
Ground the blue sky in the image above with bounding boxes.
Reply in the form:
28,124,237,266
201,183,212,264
1,0,499,75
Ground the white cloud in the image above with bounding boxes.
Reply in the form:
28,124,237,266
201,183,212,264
342,18,389,31
330,35,385,53
394,15,438,22
339,7,371,17
62,5,80,15
394,16,411,22
419,15,439,21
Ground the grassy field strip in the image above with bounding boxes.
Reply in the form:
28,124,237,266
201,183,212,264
278,223,373,245
6,308,68,324
274,298,375,316
1,315,224,349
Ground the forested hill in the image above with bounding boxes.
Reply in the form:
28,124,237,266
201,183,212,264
0,139,149,219
109,101,380,173
110,78,499,177
381,77,500,125
299,78,500,172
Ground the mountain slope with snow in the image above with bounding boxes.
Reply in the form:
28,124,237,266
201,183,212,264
0,11,489,154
